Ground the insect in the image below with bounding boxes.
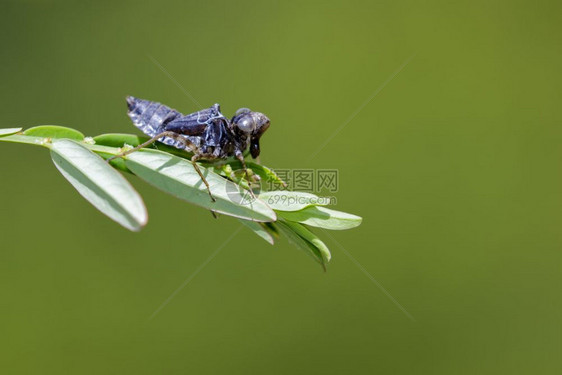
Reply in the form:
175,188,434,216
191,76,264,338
109,96,271,202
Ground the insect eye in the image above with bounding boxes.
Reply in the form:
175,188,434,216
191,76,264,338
236,115,256,133
235,108,251,116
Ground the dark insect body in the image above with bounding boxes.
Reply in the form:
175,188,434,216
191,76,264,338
125,96,270,160
108,96,271,203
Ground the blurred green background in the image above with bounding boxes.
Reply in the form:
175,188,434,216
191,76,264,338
1,0,561,373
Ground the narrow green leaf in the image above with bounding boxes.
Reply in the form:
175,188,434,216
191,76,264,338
258,191,330,211
50,139,147,231
277,221,326,269
263,222,280,237
276,206,362,230
92,133,149,148
124,149,277,222
0,133,49,146
24,125,84,140
239,220,274,245
281,220,331,264
0,128,22,136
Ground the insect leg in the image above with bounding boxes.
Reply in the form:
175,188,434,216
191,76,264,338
236,152,257,200
106,131,185,162
191,154,216,202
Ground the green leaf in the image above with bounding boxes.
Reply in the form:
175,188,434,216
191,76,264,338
0,128,22,136
24,125,84,140
0,133,49,146
276,221,328,269
281,220,331,264
92,133,149,148
124,149,277,222
239,220,274,245
262,222,280,237
50,139,147,231
276,206,362,230
258,191,330,211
